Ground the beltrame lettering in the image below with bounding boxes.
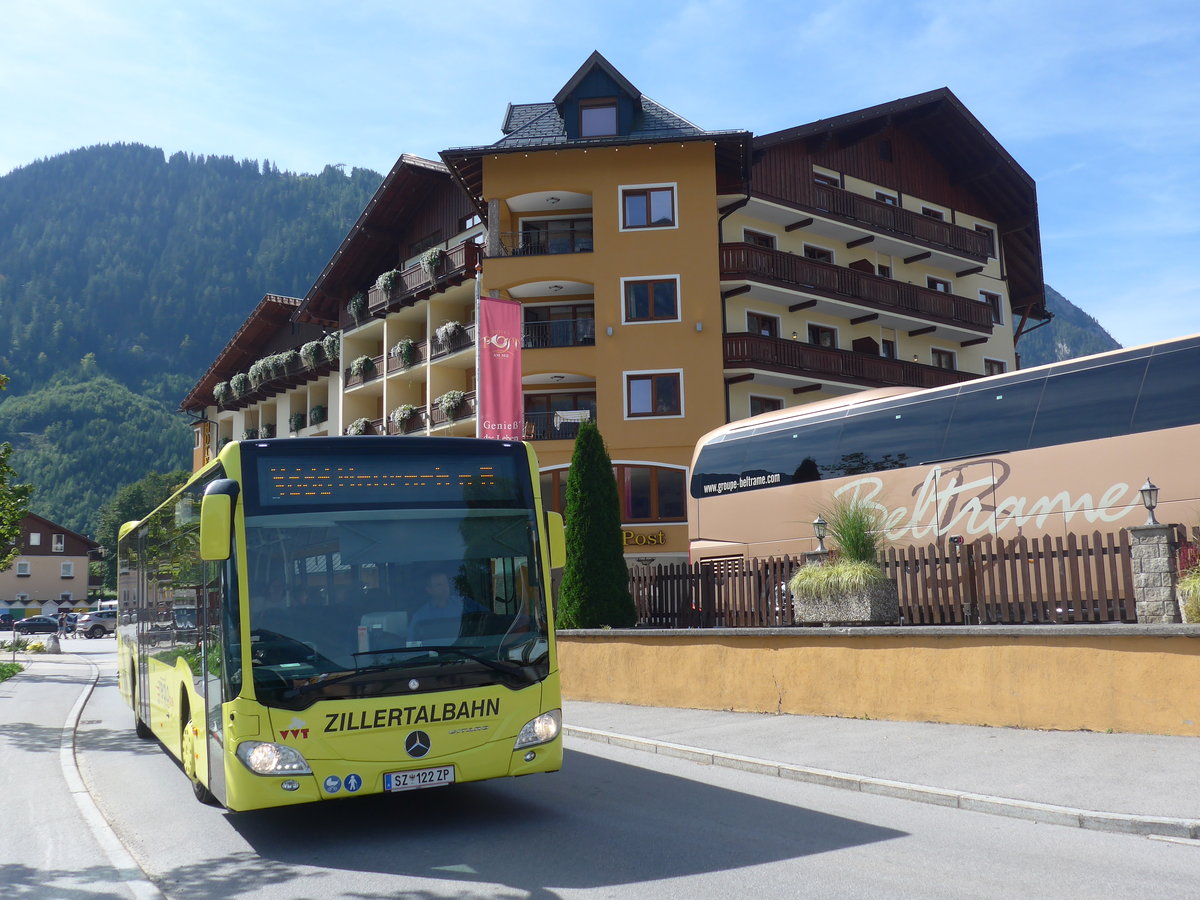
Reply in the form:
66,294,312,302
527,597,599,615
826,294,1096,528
323,698,501,734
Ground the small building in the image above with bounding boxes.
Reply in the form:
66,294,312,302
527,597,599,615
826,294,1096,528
1,513,100,618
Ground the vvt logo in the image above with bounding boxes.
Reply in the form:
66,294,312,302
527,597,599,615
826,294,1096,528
405,730,431,758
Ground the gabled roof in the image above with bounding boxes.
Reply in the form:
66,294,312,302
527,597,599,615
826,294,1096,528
552,50,641,106
21,512,100,551
293,154,449,326
179,294,302,412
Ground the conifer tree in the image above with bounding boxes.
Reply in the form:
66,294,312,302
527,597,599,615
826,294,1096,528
557,421,636,628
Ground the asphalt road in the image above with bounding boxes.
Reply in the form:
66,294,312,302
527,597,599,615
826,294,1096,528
6,641,1199,898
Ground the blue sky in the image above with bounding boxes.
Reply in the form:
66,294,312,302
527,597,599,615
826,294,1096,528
2,0,1197,348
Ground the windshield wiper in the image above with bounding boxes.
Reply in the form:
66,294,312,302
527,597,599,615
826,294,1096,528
355,644,533,680
280,662,426,700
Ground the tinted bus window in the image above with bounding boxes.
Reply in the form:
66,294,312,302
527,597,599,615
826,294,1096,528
1030,359,1146,447
690,418,844,496
1131,343,1200,431
836,398,952,473
940,376,1044,462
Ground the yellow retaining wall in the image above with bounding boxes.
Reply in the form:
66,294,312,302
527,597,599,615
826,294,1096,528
557,627,1200,736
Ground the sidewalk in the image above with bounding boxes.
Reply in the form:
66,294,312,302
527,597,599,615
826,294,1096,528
563,700,1200,839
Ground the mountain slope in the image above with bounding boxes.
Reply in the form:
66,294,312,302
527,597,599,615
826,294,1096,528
1016,284,1122,367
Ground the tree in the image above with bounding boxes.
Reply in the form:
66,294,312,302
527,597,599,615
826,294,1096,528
556,421,635,628
93,468,191,589
0,374,32,571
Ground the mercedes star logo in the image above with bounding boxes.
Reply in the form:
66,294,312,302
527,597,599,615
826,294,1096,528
405,730,431,758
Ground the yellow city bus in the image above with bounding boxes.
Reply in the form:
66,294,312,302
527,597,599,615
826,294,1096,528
689,334,1200,562
117,436,565,811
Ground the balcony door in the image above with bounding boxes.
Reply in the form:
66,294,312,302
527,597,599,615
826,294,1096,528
524,303,595,348
521,218,593,255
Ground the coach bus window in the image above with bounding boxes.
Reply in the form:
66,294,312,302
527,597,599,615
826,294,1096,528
1130,342,1200,432
940,376,1044,462
835,399,951,473
759,419,843,484
1030,359,1145,448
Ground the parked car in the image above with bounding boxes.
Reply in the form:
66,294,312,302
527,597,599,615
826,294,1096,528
13,615,59,634
0,612,13,628
77,609,118,638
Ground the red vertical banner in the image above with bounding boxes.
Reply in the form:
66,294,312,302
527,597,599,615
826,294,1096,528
478,296,524,440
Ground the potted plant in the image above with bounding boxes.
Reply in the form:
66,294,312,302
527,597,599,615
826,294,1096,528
300,340,324,369
788,498,899,625
289,411,307,433
346,417,374,436
310,405,327,426
230,373,250,397
435,320,464,348
212,382,230,406
389,338,416,368
322,333,340,361
348,292,368,321
436,390,466,419
420,248,445,278
374,270,401,296
260,423,276,439
242,428,259,441
389,404,416,431
349,355,376,380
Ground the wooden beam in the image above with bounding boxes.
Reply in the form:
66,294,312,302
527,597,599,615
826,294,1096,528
792,384,822,394
960,337,988,347
908,326,936,337
785,217,814,232
721,285,751,300
789,300,817,312
904,251,932,264
956,266,984,278
850,313,879,325
724,374,754,386
846,235,875,249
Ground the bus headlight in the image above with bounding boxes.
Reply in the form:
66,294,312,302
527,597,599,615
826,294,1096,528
236,741,313,776
514,709,561,749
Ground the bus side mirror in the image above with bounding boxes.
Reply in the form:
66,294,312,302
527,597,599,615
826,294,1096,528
199,479,239,561
546,512,566,569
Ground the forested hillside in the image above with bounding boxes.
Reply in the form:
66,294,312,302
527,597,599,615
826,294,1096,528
0,144,381,536
1016,285,1122,367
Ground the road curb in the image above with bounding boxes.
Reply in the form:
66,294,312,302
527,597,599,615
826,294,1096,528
564,725,1200,839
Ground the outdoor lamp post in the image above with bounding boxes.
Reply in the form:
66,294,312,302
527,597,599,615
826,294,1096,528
813,515,828,554
1139,477,1160,526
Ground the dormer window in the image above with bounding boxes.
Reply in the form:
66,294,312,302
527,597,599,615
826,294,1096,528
580,98,617,137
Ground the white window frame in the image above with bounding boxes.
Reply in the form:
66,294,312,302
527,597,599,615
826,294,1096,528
745,308,781,337
610,459,690,527
802,243,835,264
807,323,839,349
980,290,1004,325
623,368,685,420
618,182,678,232
931,347,958,370
29,532,41,546
984,357,1008,376
875,190,898,206
61,561,74,578
52,533,65,553
16,560,30,576
620,274,682,325
742,227,776,249
748,394,784,418
920,204,948,221
927,276,952,294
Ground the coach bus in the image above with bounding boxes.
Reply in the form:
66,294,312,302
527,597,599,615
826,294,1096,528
689,333,1200,562
117,436,565,811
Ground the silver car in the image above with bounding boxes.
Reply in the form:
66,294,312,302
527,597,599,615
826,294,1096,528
77,609,117,638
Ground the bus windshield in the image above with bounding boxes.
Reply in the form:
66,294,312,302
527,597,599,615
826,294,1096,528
243,506,549,710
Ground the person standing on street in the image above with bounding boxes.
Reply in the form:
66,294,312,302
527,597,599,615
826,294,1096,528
57,611,68,638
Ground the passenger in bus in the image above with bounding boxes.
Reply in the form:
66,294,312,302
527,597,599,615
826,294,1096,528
409,567,487,644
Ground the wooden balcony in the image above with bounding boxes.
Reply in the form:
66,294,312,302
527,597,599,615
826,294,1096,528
430,322,475,359
724,332,977,391
385,407,427,435
358,240,482,325
385,340,428,373
428,391,477,427
216,351,336,412
344,353,385,388
720,243,994,334
799,184,991,262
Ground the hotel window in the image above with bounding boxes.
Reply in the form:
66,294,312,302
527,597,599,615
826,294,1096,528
875,191,898,206
15,592,28,602
621,185,675,229
29,532,41,546
60,593,73,604
459,213,482,232
747,312,779,338
803,244,833,263
881,339,897,358
980,291,1004,324
932,348,957,370
808,325,837,348
750,395,783,417
813,170,840,188
52,534,65,552
744,229,776,249
623,277,679,323
975,224,996,257
580,98,617,137
16,561,30,577
616,465,686,522
61,562,74,578
985,358,1007,376
877,263,892,278
921,206,945,221
927,277,951,293
626,371,682,418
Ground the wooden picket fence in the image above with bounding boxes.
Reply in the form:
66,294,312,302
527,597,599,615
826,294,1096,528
625,526,1199,628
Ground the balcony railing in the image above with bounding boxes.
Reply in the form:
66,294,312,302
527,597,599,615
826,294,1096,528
497,230,594,257
804,184,990,261
428,391,477,427
523,317,596,349
522,409,595,441
385,340,428,373
215,347,336,412
344,353,385,388
430,322,475,359
385,407,427,435
720,243,994,333
724,332,977,390
360,240,482,323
